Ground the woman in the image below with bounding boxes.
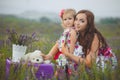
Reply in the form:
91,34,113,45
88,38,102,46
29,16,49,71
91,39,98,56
61,10,110,68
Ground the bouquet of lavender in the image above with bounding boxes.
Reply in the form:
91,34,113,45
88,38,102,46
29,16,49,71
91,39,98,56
6,29,37,46
6,29,38,62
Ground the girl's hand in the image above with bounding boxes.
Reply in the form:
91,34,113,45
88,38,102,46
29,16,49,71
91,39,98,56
61,42,69,56
45,54,52,60
41,54,52,60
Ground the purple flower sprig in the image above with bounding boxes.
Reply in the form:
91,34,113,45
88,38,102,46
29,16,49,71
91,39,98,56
6,29,38,46
6,29,18,44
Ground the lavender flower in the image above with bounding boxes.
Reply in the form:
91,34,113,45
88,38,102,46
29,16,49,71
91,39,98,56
0,40,4,48
6,29,38,46
31,32,36,39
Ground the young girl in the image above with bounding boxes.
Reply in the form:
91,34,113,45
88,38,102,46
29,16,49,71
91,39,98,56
40,9,76,79
54,8,77,60
44,9,83,61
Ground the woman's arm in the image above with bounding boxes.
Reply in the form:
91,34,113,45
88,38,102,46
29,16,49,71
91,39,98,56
62,34,99,67
86,34,99,65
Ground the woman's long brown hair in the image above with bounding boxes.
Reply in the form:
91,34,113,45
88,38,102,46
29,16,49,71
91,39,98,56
76,10,108,57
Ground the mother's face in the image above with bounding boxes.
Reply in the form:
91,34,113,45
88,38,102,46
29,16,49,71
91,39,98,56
74,13,87,32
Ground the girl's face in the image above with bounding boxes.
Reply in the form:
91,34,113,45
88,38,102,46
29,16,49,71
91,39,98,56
74,13,87,32
62,13,74,28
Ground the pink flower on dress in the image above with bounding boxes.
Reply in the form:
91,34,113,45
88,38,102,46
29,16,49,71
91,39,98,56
62,40,64,43
67,40,70,44
98,47,112,57
75,45,78,49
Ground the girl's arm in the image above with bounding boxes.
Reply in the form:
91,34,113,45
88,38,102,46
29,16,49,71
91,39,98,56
69,29,77,54
44,42,59,60
62,34,99,67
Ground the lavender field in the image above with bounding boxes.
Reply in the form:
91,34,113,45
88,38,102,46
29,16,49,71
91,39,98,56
0,15,120,80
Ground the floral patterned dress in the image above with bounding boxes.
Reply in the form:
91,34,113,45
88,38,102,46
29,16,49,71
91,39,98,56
96,47,117,70
54,28,84,60
55,28,84,77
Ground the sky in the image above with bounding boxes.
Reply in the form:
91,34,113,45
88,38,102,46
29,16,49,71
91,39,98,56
0,0,120,17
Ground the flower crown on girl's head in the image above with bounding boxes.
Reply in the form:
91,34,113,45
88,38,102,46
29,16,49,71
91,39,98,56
59,9,64,18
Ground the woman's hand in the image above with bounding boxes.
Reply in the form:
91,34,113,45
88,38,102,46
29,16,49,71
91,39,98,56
61,42,80,63
61,42,69,56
